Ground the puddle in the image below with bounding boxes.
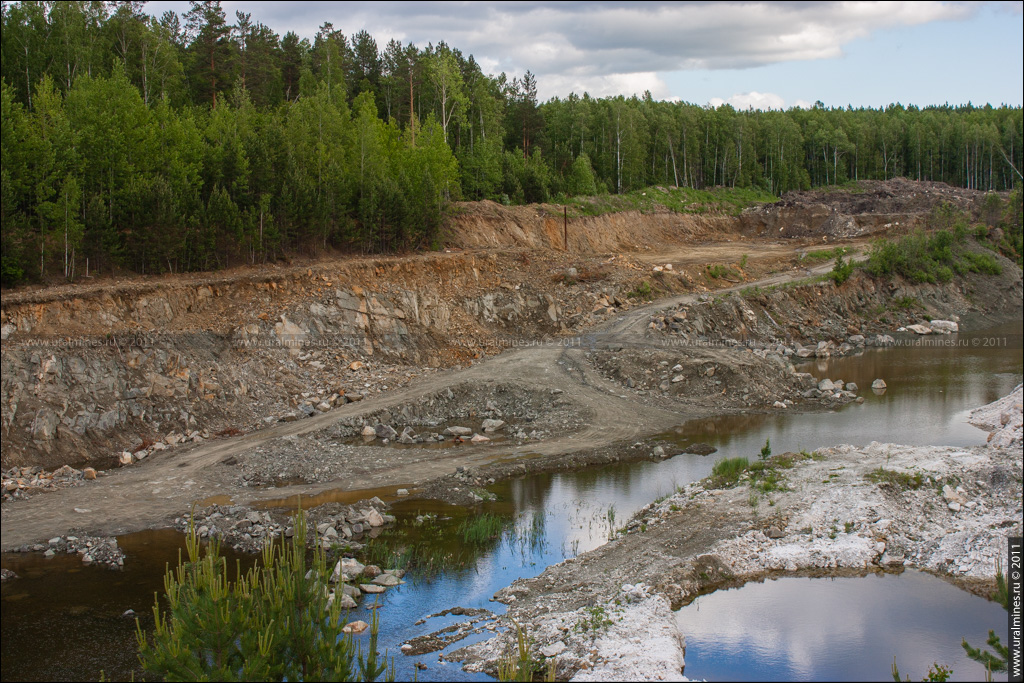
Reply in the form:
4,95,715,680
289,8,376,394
0,529,257,683
196,494,234,506
253,484,417,510
676,571,1010,682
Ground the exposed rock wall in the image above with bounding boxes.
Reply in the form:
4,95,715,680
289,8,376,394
0,253,644,470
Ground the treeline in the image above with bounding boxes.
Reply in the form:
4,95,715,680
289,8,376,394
1,1,1022,286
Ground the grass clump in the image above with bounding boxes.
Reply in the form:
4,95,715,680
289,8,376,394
627,280,654,300
802,246,851,262
498,623,556,682
710,456,750,487
706,264,740,280
865,467,925,491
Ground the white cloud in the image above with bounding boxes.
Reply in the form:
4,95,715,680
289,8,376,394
147,1,986,100
708,91,788,111
541,72,673,101
705,92,815,111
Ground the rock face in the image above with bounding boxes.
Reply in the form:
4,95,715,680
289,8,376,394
1,249,620,470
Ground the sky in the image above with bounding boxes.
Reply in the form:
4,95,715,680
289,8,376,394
145,1,1024,109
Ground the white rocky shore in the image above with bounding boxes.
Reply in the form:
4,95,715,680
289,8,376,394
450,385,1023,681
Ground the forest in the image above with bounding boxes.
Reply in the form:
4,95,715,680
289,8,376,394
2,0,1022,286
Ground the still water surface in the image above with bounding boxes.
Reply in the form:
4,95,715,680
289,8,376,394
676,571,1010,682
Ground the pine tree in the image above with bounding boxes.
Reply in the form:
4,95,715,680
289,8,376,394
136,507,393,682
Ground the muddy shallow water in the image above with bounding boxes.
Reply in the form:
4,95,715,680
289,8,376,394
1,322,1020,682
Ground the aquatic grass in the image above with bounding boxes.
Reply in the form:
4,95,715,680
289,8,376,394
458,513,507,545
357,511,510,579
605,504,617,540
510,510,547,557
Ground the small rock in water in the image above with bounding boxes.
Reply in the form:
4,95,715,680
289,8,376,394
375,424,398,440
682,442,717,456
366,509,385,527
342,620,369,634
871,379,887,390
444,426,473,436
372,574,403,587
481,419,505,432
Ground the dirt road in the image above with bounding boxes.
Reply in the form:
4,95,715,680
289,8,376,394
0,257,843,550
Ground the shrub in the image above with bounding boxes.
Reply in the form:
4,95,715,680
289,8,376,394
628,280,654,300
706,264,739,280
864,229,1002,284
137,508,393,682
828,254,854,284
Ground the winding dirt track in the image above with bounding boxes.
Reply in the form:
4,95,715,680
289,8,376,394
0,258,842,550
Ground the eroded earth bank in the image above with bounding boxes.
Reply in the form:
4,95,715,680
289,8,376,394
2,179,1022,681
